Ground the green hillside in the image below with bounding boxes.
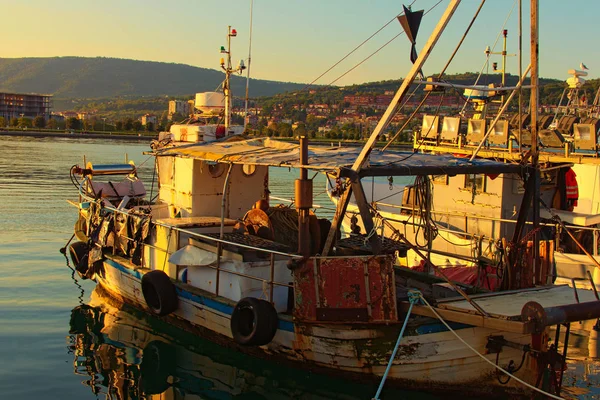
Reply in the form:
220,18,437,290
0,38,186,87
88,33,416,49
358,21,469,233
0,57,306,98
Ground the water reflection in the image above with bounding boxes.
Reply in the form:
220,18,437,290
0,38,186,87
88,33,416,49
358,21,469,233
66,287,431,400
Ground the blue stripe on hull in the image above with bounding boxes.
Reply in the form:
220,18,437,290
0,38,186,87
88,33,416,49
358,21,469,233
102,258,295,332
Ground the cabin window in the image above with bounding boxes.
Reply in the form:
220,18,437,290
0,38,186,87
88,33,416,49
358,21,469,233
208,163,225,178
465,174,485,192
242,164,257,176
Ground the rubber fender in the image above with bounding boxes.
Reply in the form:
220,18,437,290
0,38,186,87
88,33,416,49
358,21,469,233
141,270,178,316
230,297,278,346
68,241,90,280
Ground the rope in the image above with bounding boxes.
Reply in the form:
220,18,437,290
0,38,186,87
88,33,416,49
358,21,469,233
267,205,300,248
372,290,420,400
325,0,444,89
418,294,564,400
300,0,418,92
459,0,518,115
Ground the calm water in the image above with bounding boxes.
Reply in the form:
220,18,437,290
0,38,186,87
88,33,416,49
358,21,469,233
0,136,598,399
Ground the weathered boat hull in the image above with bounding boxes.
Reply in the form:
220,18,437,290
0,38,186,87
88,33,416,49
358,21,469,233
94,254,540,397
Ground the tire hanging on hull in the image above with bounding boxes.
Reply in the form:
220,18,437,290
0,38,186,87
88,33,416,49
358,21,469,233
230,297,278,346
68,241,91,280
141,270,179,316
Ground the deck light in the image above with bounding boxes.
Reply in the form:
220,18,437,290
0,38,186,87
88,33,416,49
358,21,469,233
220,58,225,66
230,29,237,36
220,46,227,53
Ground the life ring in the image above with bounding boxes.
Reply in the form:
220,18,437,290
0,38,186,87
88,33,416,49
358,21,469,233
141,270,179,316
230,297,278,346
68,241,90,280
140,340,176,395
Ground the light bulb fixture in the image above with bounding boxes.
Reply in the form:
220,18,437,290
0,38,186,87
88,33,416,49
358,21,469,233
230,28,237,36
220,46,227,53
238,60,246,71
220,57,225,66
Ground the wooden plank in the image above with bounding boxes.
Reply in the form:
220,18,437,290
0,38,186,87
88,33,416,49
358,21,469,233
398,303,533,334
437,285,599,318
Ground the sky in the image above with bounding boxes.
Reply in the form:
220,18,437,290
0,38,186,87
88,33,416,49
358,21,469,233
1,0,597,86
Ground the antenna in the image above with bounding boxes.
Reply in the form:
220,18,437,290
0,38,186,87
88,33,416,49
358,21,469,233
244,0,254,132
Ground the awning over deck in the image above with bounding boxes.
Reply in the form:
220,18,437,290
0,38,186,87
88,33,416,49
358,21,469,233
154,137,528,177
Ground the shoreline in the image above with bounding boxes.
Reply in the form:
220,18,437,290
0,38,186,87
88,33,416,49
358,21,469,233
0,130,412,149
0,130,155,141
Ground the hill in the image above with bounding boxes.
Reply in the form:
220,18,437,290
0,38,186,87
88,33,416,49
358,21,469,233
0,57,306,98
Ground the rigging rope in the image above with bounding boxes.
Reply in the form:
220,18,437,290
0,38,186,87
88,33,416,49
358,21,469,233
418,293,564,400
459,0,518,115
383,0,485,150
324,0,444,89
300,0,418,92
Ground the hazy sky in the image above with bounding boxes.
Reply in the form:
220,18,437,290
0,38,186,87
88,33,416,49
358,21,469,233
2,0,596,86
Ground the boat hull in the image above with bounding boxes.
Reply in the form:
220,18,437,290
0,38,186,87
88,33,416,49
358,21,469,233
93,254,542,397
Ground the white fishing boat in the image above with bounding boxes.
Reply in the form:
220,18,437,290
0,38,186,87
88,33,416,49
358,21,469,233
64,3,600,398
327,4,600,300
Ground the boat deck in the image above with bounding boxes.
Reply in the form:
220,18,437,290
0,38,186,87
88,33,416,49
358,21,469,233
436,285,598,320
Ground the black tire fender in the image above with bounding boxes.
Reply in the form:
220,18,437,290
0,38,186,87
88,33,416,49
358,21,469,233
141,270,178,316
230,297,278,346
68,241,90,280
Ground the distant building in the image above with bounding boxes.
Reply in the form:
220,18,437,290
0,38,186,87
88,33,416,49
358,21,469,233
0,92,51,121
59,111,79,119
49,113,65,122
168,100,189,119
141,114,158,126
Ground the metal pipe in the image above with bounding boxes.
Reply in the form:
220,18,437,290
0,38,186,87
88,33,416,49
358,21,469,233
269,253,275,303
220,163,234,240
297,137,312,256
215,242,222,296
522,300,600,328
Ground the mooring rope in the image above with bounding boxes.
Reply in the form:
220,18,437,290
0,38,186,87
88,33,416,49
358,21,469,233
373,290,421,400
417,293,564,400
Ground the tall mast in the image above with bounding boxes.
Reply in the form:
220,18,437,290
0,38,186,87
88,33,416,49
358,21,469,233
244,0,254,132
530,0,540,273
225,26,233,132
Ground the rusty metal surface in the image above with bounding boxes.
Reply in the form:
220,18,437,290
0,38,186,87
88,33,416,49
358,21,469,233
293,256,397,322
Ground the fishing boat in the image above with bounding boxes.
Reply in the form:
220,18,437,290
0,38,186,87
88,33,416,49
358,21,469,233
328,6,600,298
64,2,600,398
67,285,430,399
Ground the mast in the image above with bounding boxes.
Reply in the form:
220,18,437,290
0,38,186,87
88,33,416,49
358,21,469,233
530,0,540,274
220,26,245,134
244,0,254,132
322,0,462,256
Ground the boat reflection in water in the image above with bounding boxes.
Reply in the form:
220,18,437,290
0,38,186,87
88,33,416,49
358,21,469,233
67,287,432,400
